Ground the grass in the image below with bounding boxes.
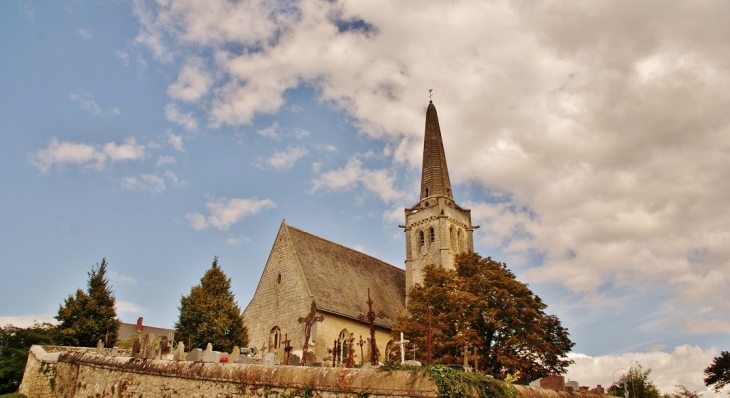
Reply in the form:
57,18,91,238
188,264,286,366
0,393,27,398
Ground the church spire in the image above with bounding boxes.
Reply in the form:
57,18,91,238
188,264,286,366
420,101,453,200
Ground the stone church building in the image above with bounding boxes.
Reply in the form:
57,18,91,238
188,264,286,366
242,101,477,365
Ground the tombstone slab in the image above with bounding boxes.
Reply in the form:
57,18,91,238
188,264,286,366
186,348,203,362
235,356,258,364
402,360,422,367
173,342,186,361
96,339,105,355
229,346,240,363
141,334,157,359
263,351,276,366
203,350,220,363
288,354,301,366
132,337,142,358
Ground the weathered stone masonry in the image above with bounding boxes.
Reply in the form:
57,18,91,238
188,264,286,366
21,346,611,398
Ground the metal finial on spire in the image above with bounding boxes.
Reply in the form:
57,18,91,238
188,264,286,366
429,89,433,101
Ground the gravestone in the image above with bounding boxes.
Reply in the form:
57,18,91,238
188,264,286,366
202,343,219,363
288,353,301,366
235,355,258,364
142,334,157,359
203,351,220,363
110,347,118,357
159,336,170,356
229,346,240,363
132,337,142,358
263,351,276,366
96,339,105,355
173,342,186,361
186,348,203,362
402,360,422,367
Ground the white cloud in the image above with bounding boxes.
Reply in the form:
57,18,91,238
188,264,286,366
133,0,730,336
76,28,93,39
122,174,166,194
115,301,147,315
116,50,130,66
108,270,138,284
262,145,308,171
163,170,187,187
156,155,176,166
312,157,403,203
165,103,198,131
226,235,251,246
256,122,280,139
167,60,212,102
122,171,186,194
0,314,57,328
69,92,120,116
566,346,724,397
186,197,276,231
166,131,184,151
30,137,145,172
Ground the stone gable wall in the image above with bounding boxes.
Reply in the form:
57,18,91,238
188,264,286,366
242,227,315,362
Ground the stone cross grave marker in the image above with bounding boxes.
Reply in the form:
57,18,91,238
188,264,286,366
298,300,324,366
357,288,385,365
395,332,409,364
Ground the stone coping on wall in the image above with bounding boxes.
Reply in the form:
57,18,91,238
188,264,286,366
21,345,614,398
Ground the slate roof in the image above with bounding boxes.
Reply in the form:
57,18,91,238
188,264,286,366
420,101,453,200
283,223,406,329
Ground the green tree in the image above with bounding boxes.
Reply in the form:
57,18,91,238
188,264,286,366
0,323,55,394
705,351,730,393
608,364,662,398
664,385,702,398
54,258,120,347
394,252,574,380
175,257,248,352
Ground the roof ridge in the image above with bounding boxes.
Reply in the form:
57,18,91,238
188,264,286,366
285,223,404,271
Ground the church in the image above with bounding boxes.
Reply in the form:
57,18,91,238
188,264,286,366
242,101,478,365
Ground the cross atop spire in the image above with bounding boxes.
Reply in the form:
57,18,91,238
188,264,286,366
420,101,453,200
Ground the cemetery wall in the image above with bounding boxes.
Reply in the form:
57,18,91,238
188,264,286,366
20,345,613,398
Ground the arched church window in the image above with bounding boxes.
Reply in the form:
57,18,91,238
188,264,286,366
337,330,352,365
419,230,425,247
429,227,435,243
270,326,281,349
457,229,464,253
425,188,429,197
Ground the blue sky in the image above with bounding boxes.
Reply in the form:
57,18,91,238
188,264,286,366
2,0,729,394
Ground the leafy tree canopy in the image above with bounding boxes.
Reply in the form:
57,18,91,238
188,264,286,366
175,257,248,352
664,385,702,398
608,364,662,398
55,258,120,348
394,252,574,380
0,323,55,394
705,351,730,393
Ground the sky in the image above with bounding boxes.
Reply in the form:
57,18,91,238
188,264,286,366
1,0,728,395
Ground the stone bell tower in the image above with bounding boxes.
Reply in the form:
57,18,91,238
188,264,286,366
403,101,477,299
